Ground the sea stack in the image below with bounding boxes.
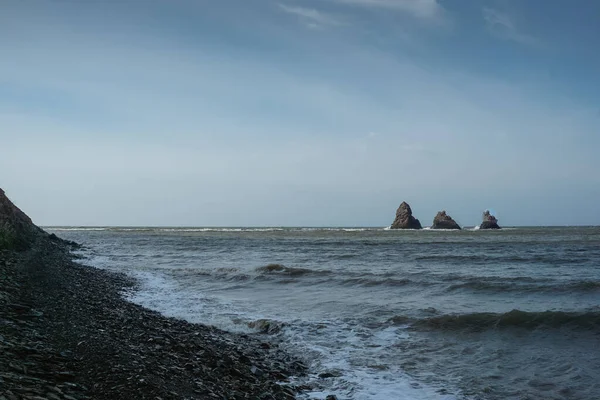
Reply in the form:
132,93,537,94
432,211,461,230
480,210,501,229
0,188,44,249
390,201,422,229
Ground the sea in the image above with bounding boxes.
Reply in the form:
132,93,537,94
46,226,600,400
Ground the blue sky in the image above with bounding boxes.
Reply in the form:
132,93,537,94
1,0,599,226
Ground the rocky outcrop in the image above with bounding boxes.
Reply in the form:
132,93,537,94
480,210,501,229
391,201,422,229
0,188,44,249
432,211,461,230
0,188,79,250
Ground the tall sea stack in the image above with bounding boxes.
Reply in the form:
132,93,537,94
390,202,422,229
0,188,44,250
480,210,501,229
432,211,461,230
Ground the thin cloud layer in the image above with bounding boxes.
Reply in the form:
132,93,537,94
327,0,443,19
483,7,538,46
279,4,346,28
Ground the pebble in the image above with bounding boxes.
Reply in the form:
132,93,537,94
1,237,308,400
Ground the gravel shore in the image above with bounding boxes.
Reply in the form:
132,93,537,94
0,238,307,400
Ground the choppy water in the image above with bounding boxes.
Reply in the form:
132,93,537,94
48,226,600,400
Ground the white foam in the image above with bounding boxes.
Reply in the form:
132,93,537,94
74,251,114,270
299,228,368,232
160,228,285,232
423,227,465,232
287,323,455,400
46,227,108,231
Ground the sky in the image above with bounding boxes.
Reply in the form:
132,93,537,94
1,0,599,227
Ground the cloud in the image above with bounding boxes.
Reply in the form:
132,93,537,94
279,4,345,29
326,0,445,20
483,7,538,46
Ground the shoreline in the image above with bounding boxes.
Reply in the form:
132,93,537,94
0,238,307,400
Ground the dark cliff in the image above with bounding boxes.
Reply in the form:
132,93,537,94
0,188,44,250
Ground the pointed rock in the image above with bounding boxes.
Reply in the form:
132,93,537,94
432,211,461,230
480,210,501,229
390,202,422,229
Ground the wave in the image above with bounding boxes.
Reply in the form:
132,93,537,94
440,274,546,284
197,265,585,290
246,318,286,334
328,253,358,260
338,277,415,287
183,264,421,285
192,267,252,281
174,264,327,283
177,264,426,287
447,279,600,294
415,253,590,264
416,254,488,262
254,266,427,286
255,263,329,277
394,309,600,331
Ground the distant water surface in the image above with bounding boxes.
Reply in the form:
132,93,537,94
48,226,600,400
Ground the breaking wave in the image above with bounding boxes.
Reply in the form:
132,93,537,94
246,318,287,334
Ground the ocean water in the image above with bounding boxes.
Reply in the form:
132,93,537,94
48,226,600,400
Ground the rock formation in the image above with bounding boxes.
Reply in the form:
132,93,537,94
480,210,501,229
0,188,44,249
391,201,422,229
432,211,461,230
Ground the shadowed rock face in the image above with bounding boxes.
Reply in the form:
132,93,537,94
0,188,44,249
480,210,501,229
391,201,422,229
432,211,461,230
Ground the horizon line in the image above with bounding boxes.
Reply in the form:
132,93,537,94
41,225,599,228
